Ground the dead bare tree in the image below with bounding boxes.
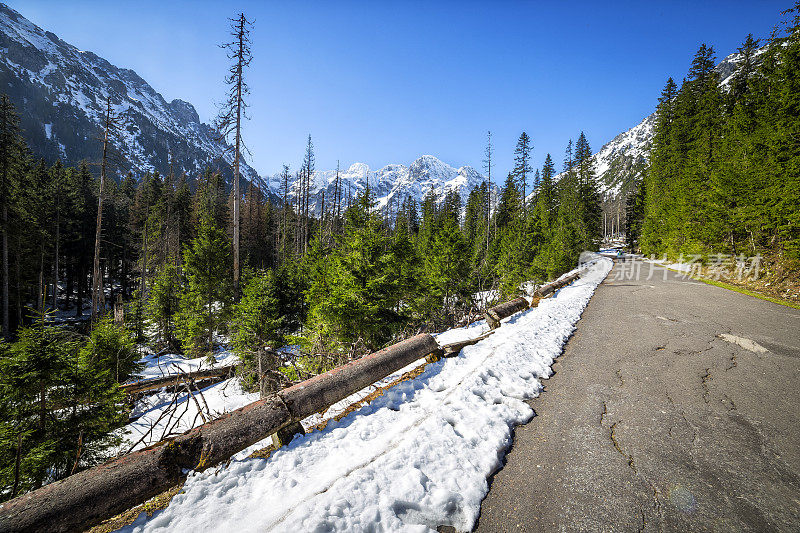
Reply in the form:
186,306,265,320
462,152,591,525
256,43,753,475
302,135,314,254
91,96,125,321
279,163,290,258
335,160,342,218
214,12,253,299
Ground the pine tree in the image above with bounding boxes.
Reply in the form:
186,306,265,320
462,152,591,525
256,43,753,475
512,132,533,211
495,173,522,232
482,130,493,255
625,179,645,249
640,78,678,255
175,220,233,358
231,270,283,392
306,190,410,353
50,161,66,311
0,322,126,497
0,324,80,494
773,3,800,257
302,135,315,255
146,264,180,350
79,317,141,384
730,34,761,105
575,132,602,250
422,213,468,326
530,154,558,276
91,96,125,321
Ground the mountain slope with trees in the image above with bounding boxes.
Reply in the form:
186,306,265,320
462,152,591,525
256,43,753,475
560,39,773,238
626,4,800,301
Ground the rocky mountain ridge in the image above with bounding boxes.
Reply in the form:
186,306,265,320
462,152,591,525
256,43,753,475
0,3,260,185
266,154,494,215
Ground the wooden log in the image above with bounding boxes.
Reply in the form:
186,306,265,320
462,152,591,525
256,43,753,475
441,330,495,356
532,271,581,301
0,334,440,532
0,395,292,533
278,333,440,420
484,297,528,329
121,365,238,395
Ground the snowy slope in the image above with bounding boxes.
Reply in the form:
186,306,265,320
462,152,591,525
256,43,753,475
0,3,261,185
119,256,613,533
266,155,496,215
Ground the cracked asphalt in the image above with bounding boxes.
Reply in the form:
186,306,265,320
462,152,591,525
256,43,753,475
475,259,800,532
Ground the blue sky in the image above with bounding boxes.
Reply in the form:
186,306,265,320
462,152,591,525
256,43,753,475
14,0,788,181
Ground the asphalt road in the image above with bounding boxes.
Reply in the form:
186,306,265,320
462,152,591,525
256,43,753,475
475,259,800,532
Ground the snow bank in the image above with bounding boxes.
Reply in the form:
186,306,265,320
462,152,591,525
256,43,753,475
121,257,612,532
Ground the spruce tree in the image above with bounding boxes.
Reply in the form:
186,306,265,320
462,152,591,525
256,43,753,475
306,190,411,354
175,220,233,358
231,270,284,392
512,132,533,210
146,264,180,350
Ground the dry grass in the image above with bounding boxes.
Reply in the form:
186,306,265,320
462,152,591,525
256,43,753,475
88,484,184,533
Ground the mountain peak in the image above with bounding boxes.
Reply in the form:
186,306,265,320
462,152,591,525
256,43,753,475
409,155,455,180
346,162,370,176
168,99,200,126
267,155,494,215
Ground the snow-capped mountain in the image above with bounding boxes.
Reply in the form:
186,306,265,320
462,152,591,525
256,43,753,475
564,45,766,205
0,3,260,185
266,155,495,215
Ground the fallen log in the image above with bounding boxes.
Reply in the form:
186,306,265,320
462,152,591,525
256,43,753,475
0,334,439,533
484,297,528,329
279,334,441,420
440,330,495,356
532,271,581,301
121,365,238,395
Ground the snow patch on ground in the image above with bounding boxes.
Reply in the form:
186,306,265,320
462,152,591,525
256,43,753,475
133,350,239,382
119,256,612,532
433,318,489,346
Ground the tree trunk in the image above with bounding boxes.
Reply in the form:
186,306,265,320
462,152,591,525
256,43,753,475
52,204,60,310
0,334,440,532
2,204,8,339
15,234,22,326
232,15,244,300
11,433,21,498
65,263,73,313
38,246,45,313
92,103,111,321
